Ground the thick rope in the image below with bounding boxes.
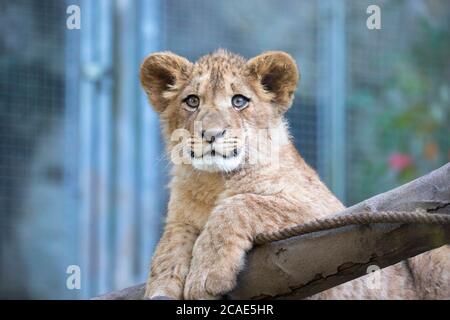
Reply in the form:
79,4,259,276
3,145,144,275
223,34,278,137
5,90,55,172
254,209,450,245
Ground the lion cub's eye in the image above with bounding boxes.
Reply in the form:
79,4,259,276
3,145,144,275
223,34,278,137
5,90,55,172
183,95,200,110
231,94,250,110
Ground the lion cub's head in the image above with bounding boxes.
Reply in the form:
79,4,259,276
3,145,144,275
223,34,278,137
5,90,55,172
140,49,299,172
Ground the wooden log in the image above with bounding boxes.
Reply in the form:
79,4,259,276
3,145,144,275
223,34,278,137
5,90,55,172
95,163,450,300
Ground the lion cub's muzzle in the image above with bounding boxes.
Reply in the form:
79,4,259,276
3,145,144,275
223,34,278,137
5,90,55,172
190,128,242,160
187,127,245,172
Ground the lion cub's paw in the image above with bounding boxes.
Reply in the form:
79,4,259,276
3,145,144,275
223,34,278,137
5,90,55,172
184,268,236,300
183,271,218,300
205,269,236,297
144,285,181,300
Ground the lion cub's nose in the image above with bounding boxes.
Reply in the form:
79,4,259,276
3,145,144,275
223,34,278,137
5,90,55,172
201,129,226,143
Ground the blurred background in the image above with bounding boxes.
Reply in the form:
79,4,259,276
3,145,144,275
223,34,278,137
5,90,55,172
0,0,449,299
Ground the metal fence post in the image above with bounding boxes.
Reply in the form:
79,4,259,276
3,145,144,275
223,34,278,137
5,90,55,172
317,0,347,203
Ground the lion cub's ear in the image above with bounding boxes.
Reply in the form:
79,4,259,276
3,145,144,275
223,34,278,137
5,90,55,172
140,52,192,113
246,51,299,113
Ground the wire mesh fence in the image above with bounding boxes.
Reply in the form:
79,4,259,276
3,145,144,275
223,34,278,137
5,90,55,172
0,0,74,299
345,0,450,205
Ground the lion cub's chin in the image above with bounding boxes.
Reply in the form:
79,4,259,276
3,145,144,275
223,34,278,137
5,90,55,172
191,150,245,173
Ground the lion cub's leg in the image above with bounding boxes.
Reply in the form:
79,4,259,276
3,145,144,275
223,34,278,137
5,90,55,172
145,222,199,299
184,194,298,300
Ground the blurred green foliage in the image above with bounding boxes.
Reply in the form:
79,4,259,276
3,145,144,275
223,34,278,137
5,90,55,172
347,6,450,204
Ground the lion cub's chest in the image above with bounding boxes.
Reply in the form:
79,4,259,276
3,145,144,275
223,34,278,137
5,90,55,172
170,170,226,229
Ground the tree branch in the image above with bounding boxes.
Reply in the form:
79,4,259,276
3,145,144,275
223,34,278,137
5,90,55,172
95,163,450,300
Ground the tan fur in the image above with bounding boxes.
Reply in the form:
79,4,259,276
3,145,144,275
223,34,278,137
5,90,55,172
140,49,450,300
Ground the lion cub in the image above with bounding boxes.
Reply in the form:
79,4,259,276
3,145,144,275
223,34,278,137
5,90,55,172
140,50,449,300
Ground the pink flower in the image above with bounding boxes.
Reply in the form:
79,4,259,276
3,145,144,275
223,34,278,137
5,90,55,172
389,153,413,170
